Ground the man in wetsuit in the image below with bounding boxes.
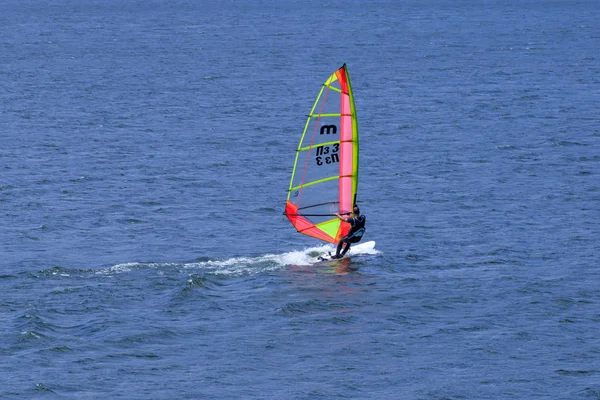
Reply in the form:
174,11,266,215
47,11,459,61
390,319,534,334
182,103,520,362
331,204,366,259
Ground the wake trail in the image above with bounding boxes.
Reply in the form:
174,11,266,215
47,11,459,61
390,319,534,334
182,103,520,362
100,241,378,277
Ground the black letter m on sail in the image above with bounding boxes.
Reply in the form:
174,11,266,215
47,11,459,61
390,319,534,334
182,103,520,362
320,125,337,135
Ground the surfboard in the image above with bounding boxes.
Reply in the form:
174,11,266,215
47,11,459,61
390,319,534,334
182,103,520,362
317,240,376,261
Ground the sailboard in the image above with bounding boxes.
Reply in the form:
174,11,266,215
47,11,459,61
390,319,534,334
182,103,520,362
284,64,359,244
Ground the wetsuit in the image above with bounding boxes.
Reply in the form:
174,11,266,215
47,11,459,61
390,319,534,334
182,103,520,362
333,215,366,258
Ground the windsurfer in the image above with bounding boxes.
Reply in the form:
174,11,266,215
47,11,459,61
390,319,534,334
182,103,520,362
331,204,366,259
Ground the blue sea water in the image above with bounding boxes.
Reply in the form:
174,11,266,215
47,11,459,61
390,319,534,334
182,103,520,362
1,0,599,398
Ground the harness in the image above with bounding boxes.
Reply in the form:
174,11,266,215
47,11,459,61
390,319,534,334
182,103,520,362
348,227,365,239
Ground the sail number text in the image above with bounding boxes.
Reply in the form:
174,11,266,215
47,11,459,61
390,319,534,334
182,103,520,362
315,144,339,166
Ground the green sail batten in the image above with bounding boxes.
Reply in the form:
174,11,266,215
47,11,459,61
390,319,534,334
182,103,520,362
309,113,352,118
288,175,339,192
309,113,340,118
298,141,340,152
323,84,342,93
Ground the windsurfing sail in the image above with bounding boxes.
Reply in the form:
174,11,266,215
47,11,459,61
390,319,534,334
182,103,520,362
284,64,359,244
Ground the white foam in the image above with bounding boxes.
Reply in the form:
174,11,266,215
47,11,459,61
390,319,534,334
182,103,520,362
98,241,378,277
96,262,136,274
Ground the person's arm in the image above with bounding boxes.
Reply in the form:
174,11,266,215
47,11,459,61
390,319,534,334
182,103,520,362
335,213,347,222
335,213,353,223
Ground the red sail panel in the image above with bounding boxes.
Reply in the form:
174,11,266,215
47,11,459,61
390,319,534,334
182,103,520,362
285,201,337,244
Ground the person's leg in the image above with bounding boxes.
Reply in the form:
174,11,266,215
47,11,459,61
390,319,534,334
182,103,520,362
340,242,351,257
340,237,361,257
334,237,348,258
